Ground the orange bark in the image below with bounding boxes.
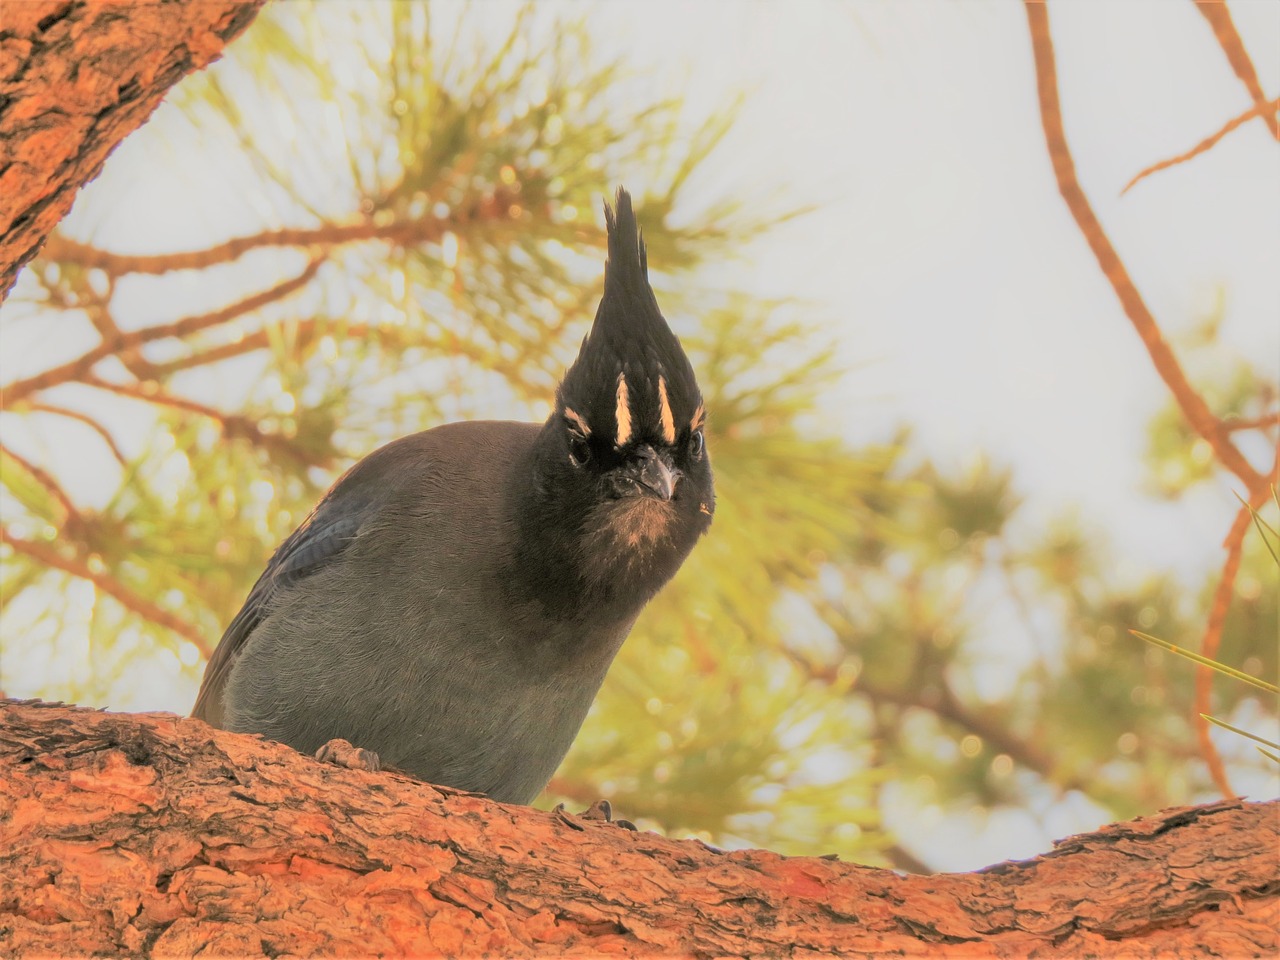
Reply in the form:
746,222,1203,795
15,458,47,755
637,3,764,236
0,0,264,300
1,699,1275,958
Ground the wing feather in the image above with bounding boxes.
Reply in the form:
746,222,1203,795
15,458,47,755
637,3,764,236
191,481,379,726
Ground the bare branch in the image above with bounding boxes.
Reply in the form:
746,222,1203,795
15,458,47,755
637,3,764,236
0,529,212,658
1122,96,1280,195
136,256,325,343
3,258,322,405
1023,1,1265,493
1194,0,1279,141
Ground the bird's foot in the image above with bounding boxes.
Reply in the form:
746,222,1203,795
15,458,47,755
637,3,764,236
555,798,637,831
314,738,382,773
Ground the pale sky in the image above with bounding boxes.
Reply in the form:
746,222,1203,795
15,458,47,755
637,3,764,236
2,1,1277,869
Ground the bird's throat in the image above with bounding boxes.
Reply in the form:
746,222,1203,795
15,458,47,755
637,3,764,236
594,497,675,551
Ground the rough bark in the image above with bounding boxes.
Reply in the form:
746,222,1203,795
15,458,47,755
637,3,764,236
0,0,264,300
1,700,1275,958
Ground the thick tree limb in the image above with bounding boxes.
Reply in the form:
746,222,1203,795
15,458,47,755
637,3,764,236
0,1,265,300
0,700,1275,958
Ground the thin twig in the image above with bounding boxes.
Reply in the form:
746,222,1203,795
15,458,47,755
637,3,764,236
1023,1,1264,493
1122,97,1280,195
0,529,212,658
1194,0,1279,141
3,258,323,405
24,403,129,466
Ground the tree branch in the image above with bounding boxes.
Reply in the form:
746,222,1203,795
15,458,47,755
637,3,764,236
2,700,1276,957
0,531,211,658
1193,0,1280,141
1023,1,1265,493
1122,96,1280,195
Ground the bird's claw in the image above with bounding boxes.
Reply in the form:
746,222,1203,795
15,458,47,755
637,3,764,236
567,798,637,831
553,802,585,831
315,738,382,773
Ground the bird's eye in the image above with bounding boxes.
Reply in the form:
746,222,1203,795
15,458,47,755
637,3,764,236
689,429,705,461
568,435,592,467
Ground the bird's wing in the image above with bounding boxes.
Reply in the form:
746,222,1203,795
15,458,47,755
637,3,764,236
191,476,380,727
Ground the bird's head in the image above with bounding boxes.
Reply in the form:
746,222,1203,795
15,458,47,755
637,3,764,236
528,188,714,607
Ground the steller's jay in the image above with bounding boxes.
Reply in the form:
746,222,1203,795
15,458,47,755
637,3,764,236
192,188,714,804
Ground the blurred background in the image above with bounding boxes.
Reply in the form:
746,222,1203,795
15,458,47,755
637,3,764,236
1,0,1276,872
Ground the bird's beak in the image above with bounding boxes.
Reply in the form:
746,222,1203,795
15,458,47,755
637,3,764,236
626,445,679,501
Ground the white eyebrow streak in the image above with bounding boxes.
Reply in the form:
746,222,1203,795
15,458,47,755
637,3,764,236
563,407,590,436
657,376,676,444
614,374,632,446
691,402,706,431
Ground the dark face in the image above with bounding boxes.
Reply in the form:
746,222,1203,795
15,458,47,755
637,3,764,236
557,372,713,590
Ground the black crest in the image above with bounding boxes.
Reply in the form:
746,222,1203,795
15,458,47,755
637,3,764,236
557,188,701,448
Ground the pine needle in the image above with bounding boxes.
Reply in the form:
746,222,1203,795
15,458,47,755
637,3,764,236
1130,630,1279,694
1200,713,1280,751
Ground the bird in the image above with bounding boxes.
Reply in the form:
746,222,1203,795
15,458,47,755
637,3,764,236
192,187,714,805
